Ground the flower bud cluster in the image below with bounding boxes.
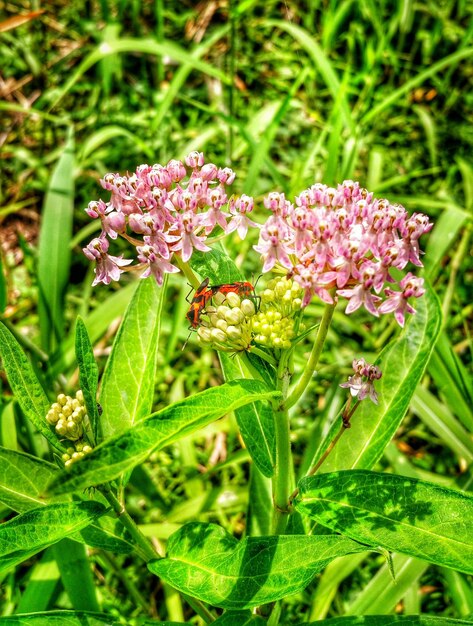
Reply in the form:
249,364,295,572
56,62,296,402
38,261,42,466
46,390,88,442
197,292,256,352
252,277,303,349
83,152,257,287
62,441,94,470
340,357,382,404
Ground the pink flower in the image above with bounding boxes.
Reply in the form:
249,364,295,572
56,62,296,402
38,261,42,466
83,237,132,286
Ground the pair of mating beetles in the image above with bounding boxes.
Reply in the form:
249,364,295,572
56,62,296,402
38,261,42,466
186,278,257,330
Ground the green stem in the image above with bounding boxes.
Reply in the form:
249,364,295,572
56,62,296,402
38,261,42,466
173,255,200,289
100,485,216,623
271,354,292,535
100,485,158,561
285,302,336,410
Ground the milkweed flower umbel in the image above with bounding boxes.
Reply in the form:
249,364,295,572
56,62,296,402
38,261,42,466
340,358,382,405
253,182,432,325
83,152,256,286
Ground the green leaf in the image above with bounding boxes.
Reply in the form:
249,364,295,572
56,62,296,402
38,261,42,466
220,353,276,477
190,247,244,284
295,470,473,575
0,612,126,626
0,322,62,452
213,611,266,625
304,618,473,625
0,502,105,573
15,548,60,613
148,521,366,609
75,317,99,443
0,447,133,554
0,253,6,314
53,539,99,611
46,380,279,496
319,285,441,472
37,128,75,353
99,278,163,441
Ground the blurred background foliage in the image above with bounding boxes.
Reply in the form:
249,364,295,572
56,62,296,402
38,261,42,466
0,0,473,622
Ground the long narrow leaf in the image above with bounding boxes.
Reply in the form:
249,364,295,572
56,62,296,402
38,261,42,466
320,285,441,472
46,380,279,496
99,278,163,440
0,322,61,451
37,128,75,353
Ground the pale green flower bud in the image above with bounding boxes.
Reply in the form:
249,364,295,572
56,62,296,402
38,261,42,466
262,289,275,302
62,453,71,462
211,328,227,343
216,319,228,332
83,445,93,454
241,299,256,316
217,305,229,319
62,405,72,418
65,459,73,470
225,292,241,308
76,390,84,403
225,308,245,325
197,326,213,342
57,394,68,406
226,325,242,340
56,420,67,436
46,410,59,425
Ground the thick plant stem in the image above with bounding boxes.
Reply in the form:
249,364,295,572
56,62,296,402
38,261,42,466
271,356,292,535
285,302,336,410
100,484,158,561
272,405,291,534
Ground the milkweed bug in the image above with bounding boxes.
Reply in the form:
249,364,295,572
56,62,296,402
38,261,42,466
185,278,215,329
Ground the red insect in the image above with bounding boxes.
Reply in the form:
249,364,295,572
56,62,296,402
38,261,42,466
185,279,258,330
211,281,256,299
185,278,215,329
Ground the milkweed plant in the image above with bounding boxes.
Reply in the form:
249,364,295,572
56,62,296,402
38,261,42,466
3,151,473,626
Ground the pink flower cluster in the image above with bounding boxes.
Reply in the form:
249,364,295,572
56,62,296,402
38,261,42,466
83,152,257,286
253,181,432,326
340,357,382,405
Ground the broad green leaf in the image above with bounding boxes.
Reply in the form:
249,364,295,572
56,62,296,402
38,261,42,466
37,128,75,353
320,286,441,472
190,247,244,284
0,446,65,511
0,447,133,554
0,501,105,573
220,353,276,477
213,611,266,625
0,322,62,452
0,612,126,626
75,317,99,442
46,380,279,495
295,470,473,575
148,521,366,609
304,618,473,625
99,278,163,440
